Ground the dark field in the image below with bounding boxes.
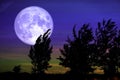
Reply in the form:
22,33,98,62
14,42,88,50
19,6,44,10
0,53,120,80
0,53,106,74
0,72,120,80
0,53,69,74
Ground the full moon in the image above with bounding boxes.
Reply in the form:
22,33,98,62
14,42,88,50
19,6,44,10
14,6,53,45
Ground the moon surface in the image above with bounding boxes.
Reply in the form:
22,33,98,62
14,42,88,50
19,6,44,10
14,6,53,45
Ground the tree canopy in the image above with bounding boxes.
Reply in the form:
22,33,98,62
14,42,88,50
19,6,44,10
28,29,52,74
58,19,120,75
58,24,94,74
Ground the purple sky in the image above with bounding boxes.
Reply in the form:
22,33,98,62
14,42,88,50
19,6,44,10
0,0,120,56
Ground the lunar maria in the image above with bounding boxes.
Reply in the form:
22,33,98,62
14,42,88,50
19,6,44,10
14,6,53,45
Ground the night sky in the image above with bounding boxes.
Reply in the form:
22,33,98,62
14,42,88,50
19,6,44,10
0,0,120,63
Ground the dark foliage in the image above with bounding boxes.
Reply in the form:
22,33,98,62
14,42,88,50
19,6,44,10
13,65,21,73
58,24,94,74
94,19,120,75
28,29,52,74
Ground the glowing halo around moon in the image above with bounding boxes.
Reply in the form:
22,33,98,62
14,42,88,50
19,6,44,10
14,6,53,45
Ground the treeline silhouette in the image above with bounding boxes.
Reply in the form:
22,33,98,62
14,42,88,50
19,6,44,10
29,29,52,74
58,19,120,76
0,19,120,80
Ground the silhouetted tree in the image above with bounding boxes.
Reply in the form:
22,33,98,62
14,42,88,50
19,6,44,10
95,19,119,75
58,24,94,75
13,65,21,73
110,30,120,73
28,29,52,74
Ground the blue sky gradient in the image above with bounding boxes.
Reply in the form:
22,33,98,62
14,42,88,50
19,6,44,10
0,0,120,56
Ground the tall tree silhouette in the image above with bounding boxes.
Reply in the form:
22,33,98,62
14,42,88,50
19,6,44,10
58,24,94,74
95,19,119,75
110,30,120,73
28,29,52,74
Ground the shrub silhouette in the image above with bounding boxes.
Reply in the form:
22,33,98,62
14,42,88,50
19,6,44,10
13,65,21,73
28,29,52,74
94,19,120,75
58,24,94,75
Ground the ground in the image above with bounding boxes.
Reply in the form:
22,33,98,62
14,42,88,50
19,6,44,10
0,53,119,74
